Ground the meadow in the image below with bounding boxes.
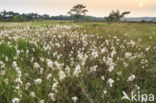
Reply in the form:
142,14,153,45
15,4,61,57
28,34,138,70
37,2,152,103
0,21,155,103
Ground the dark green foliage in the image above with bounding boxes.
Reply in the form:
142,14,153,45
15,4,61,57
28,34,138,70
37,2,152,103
68,4,88,22
105,10,130,22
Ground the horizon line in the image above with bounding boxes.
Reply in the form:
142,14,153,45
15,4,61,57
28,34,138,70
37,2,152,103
1,10,156,18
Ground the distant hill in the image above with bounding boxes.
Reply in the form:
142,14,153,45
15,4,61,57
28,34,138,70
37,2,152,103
89,17,156,22
121,17,156,22
86,16,156,22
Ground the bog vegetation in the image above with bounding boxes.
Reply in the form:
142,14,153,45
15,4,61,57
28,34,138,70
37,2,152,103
0,21,155,103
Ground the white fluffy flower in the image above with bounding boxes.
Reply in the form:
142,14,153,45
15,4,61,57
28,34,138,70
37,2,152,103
46,74,52,80
108,78,114,87
0,70,5,76
39,100,45,103
40,57,45,62
52,82,58,93
34,78,42,84
34,62,40,69
12,61,18,68
48,93,56,101
103,90,107,95
59,71,66,80
71,96,78,103
0,61,5,68
15,78,22,85
125,52,132,58
30,91,35,98
46,59,53,68
145,46,150,51
101,47,107,53
91,51,98,58
12,98,20,103
73,65,81,77
108,64,115,72
25,82,31,90
101,76,105,80
128,75,135,82
64,66,70,74
90,65,98,72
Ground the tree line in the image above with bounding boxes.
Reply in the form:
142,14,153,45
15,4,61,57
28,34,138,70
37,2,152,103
0,10,75,21
0,4,130,22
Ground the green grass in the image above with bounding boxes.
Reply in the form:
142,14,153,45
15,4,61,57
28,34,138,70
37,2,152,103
0,21,155,103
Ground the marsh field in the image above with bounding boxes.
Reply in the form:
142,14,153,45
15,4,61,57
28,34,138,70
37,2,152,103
0,21,156,103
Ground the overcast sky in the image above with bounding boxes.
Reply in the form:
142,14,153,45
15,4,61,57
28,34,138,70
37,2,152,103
0,0,156,17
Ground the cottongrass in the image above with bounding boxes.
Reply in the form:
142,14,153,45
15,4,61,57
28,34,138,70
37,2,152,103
0,22,155,103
